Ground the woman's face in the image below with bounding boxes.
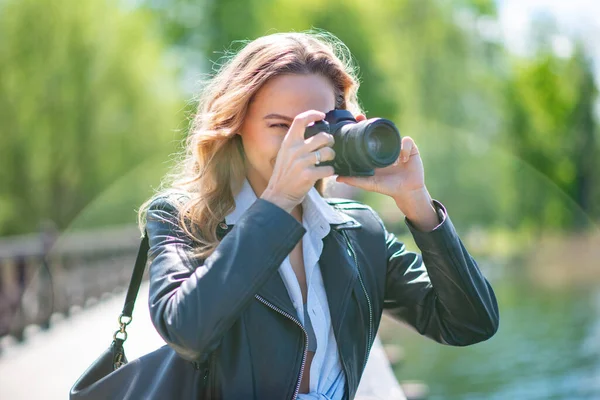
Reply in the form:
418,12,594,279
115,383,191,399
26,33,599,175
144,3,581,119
239,73,336,196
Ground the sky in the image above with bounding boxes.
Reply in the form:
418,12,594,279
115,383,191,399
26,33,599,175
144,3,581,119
496,0,600,133
497,0,600,64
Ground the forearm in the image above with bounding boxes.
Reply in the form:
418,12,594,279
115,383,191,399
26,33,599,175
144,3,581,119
405,202,499,343
393,187,439,232
146,198,305,361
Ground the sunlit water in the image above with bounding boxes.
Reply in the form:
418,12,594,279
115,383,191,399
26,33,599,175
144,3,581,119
387,272,600,400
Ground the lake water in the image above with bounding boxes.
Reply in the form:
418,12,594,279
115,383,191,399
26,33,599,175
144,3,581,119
385,274,600,399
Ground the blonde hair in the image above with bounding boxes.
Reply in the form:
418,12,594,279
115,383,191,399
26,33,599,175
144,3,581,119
138,30,363,259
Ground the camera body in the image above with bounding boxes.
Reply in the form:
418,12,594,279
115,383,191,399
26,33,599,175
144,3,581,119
304,109,401,176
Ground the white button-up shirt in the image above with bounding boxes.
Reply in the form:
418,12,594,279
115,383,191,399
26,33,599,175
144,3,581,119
225,178,353,399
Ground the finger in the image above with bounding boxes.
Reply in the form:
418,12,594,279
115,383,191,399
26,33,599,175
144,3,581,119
400,136,415,163
286,110,326,143
305,146,335,166
355,114,367,122
336,175,376,191
304,131,335,152
308,164,335,180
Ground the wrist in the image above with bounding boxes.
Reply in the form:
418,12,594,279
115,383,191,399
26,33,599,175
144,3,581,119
392,187,431,211
260,190,294,214
393,188,438,231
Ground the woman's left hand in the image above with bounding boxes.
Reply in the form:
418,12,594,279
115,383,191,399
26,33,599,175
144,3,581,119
335,114,439,230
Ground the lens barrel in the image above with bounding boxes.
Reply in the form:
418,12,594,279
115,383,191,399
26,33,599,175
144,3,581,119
304,109,401,176
340,118,400,171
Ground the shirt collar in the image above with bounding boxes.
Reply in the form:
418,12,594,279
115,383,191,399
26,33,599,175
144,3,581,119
225,178,354,227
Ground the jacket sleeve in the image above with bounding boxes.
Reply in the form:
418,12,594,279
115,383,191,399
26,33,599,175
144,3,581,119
381,200,499,346
145,196,305,362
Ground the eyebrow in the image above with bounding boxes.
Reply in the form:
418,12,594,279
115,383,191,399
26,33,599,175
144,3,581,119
264,113,293,122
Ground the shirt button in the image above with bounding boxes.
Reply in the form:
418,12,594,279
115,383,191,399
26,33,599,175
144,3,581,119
218,222,228,230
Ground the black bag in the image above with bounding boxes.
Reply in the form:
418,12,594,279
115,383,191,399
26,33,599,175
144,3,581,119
70,231,208,400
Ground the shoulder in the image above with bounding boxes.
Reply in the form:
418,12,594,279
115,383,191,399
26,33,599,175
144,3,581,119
324,197,386,230
325,197,371,210
324,197,378,216
144,191,195,236
148,190,193,212
145,191,194,226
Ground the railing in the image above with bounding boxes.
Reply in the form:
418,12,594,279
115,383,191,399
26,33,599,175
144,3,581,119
0,225,142,341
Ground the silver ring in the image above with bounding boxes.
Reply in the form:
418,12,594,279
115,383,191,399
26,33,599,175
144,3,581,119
315,150,321,166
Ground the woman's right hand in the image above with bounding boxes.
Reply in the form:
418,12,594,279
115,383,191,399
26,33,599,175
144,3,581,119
261,110,336,213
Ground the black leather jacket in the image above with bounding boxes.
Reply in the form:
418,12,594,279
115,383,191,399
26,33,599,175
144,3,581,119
145,193,499,400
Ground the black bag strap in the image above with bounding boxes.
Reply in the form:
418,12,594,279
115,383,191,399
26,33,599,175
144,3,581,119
110,228,208,371
112,230,149,351
122,230,150,318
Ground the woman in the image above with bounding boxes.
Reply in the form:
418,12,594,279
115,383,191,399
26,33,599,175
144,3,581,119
138,31,499,399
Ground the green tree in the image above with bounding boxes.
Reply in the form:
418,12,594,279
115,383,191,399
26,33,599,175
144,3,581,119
0,0,184,235
143,0,511,230
504,38,599,231
144,0,600,233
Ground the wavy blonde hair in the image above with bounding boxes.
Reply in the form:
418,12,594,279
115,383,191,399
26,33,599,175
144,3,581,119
138,30,363,259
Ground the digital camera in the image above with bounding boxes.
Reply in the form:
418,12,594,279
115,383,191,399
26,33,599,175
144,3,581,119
304,109,401,176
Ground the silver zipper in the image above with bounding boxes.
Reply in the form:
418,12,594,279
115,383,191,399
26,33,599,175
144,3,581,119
340,229,373,371
255,294,307,400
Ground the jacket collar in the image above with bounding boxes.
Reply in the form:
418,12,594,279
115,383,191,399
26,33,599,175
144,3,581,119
223,178,360,230
217,178,361,322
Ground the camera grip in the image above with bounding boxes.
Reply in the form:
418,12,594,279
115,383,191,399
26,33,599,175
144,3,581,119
303,120,329,139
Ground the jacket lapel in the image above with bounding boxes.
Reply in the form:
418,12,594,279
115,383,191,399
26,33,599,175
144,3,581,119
218,217,363,324
319,226,360,334
255,270,297,317
218,221,297,317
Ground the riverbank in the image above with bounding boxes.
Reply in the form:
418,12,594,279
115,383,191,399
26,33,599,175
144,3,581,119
398,226,600,289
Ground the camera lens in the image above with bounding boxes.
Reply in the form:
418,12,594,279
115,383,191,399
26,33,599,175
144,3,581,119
336,118,400,173
322,109,401,176
364,120,401,167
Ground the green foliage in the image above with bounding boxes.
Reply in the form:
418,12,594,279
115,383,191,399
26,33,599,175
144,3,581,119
1,0,598,236
0,0,184,235
455,0,497,16
145,0,514,228
505,42,599,231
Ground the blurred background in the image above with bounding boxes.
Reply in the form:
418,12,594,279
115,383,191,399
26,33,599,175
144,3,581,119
0,0,599,399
